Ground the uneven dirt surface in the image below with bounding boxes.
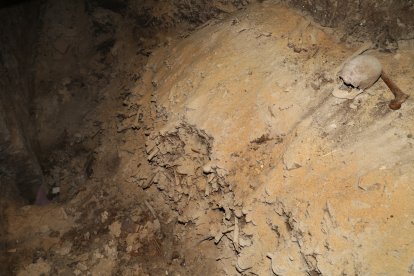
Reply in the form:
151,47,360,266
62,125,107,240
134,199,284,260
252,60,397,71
3,1,414,275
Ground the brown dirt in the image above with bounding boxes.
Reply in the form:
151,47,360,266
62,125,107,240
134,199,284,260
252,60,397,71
2,0,414,275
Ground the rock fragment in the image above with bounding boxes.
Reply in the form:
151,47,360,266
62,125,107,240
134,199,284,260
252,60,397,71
267,253,288,276
109,221,122,238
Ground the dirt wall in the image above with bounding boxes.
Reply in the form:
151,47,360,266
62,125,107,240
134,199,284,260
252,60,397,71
0,0,44,273
0,0,44,203
285,0,414,50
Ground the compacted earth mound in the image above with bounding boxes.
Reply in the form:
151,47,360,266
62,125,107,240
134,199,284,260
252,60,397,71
2,0,414,275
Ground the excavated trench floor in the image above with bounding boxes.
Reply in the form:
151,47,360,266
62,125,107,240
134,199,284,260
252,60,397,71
4,1,414,275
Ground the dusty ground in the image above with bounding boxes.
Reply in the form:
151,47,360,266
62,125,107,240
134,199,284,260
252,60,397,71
3,1,414,275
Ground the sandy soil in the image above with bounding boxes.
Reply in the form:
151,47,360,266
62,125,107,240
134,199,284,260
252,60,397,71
4,1,414,275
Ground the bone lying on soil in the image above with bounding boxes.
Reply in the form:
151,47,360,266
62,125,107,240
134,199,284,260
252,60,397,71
380,71,410,110
336,54,409,109
331,87,364,100
339,55,382,90
333,54,382,100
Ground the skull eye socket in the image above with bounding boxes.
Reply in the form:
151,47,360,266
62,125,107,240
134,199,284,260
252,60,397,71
339,76,357,88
